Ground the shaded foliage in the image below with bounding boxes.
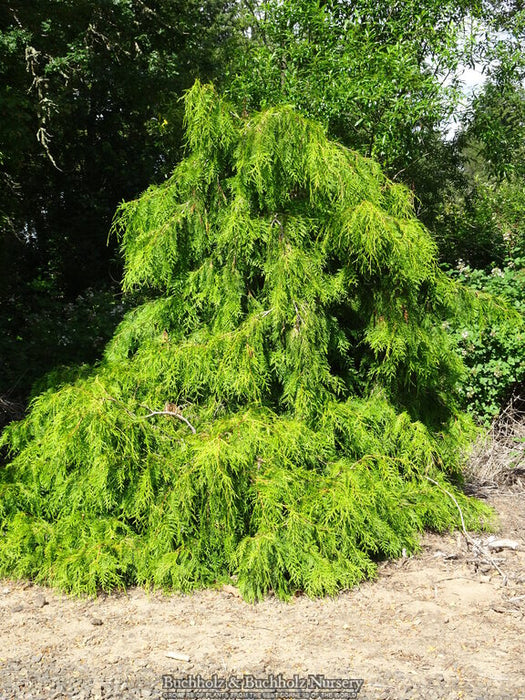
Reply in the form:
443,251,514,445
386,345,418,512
0,0,236,403
435,73,525,423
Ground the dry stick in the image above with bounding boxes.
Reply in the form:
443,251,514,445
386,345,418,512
508,595,525,603
142,409,196,434
424,475,508,585
102,393,196,434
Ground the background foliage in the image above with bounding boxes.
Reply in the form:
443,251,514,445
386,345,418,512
435,68,525,424
226,0,478,171
448,260,525,423
0,0,236,410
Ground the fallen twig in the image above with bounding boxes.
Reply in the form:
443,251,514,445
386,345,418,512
424,475,508,584
485,538,520,552
166,651,191,662
507,595,525,603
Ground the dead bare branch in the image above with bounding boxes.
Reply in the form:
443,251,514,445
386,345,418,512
101,395,196,434
424,475,508,584
466,393,525,489
142,408,196,434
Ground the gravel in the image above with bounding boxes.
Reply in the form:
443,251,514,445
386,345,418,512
0,655,521,700
0,656,162,699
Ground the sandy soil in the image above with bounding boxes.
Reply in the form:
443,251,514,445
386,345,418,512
1,489,524,700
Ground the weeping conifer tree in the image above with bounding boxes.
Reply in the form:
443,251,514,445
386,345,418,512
0,82,498,600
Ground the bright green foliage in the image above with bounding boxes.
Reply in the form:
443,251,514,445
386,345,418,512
0,83,497,600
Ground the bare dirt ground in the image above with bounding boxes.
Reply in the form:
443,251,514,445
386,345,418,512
1,488,524,700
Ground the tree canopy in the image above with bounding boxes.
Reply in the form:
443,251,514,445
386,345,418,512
225,0,482,170
1,0,234,289
0,0,236,408
2,0,524,419
0,83,496,600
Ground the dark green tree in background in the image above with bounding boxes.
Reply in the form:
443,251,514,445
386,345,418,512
0,0,236,413
225,0,481,172
436,61,525,421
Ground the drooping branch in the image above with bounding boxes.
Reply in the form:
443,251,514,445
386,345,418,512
25,46,62,171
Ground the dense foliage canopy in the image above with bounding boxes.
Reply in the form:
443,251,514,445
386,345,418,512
227,0,478,169
2,0,524,419
0,84,497,599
